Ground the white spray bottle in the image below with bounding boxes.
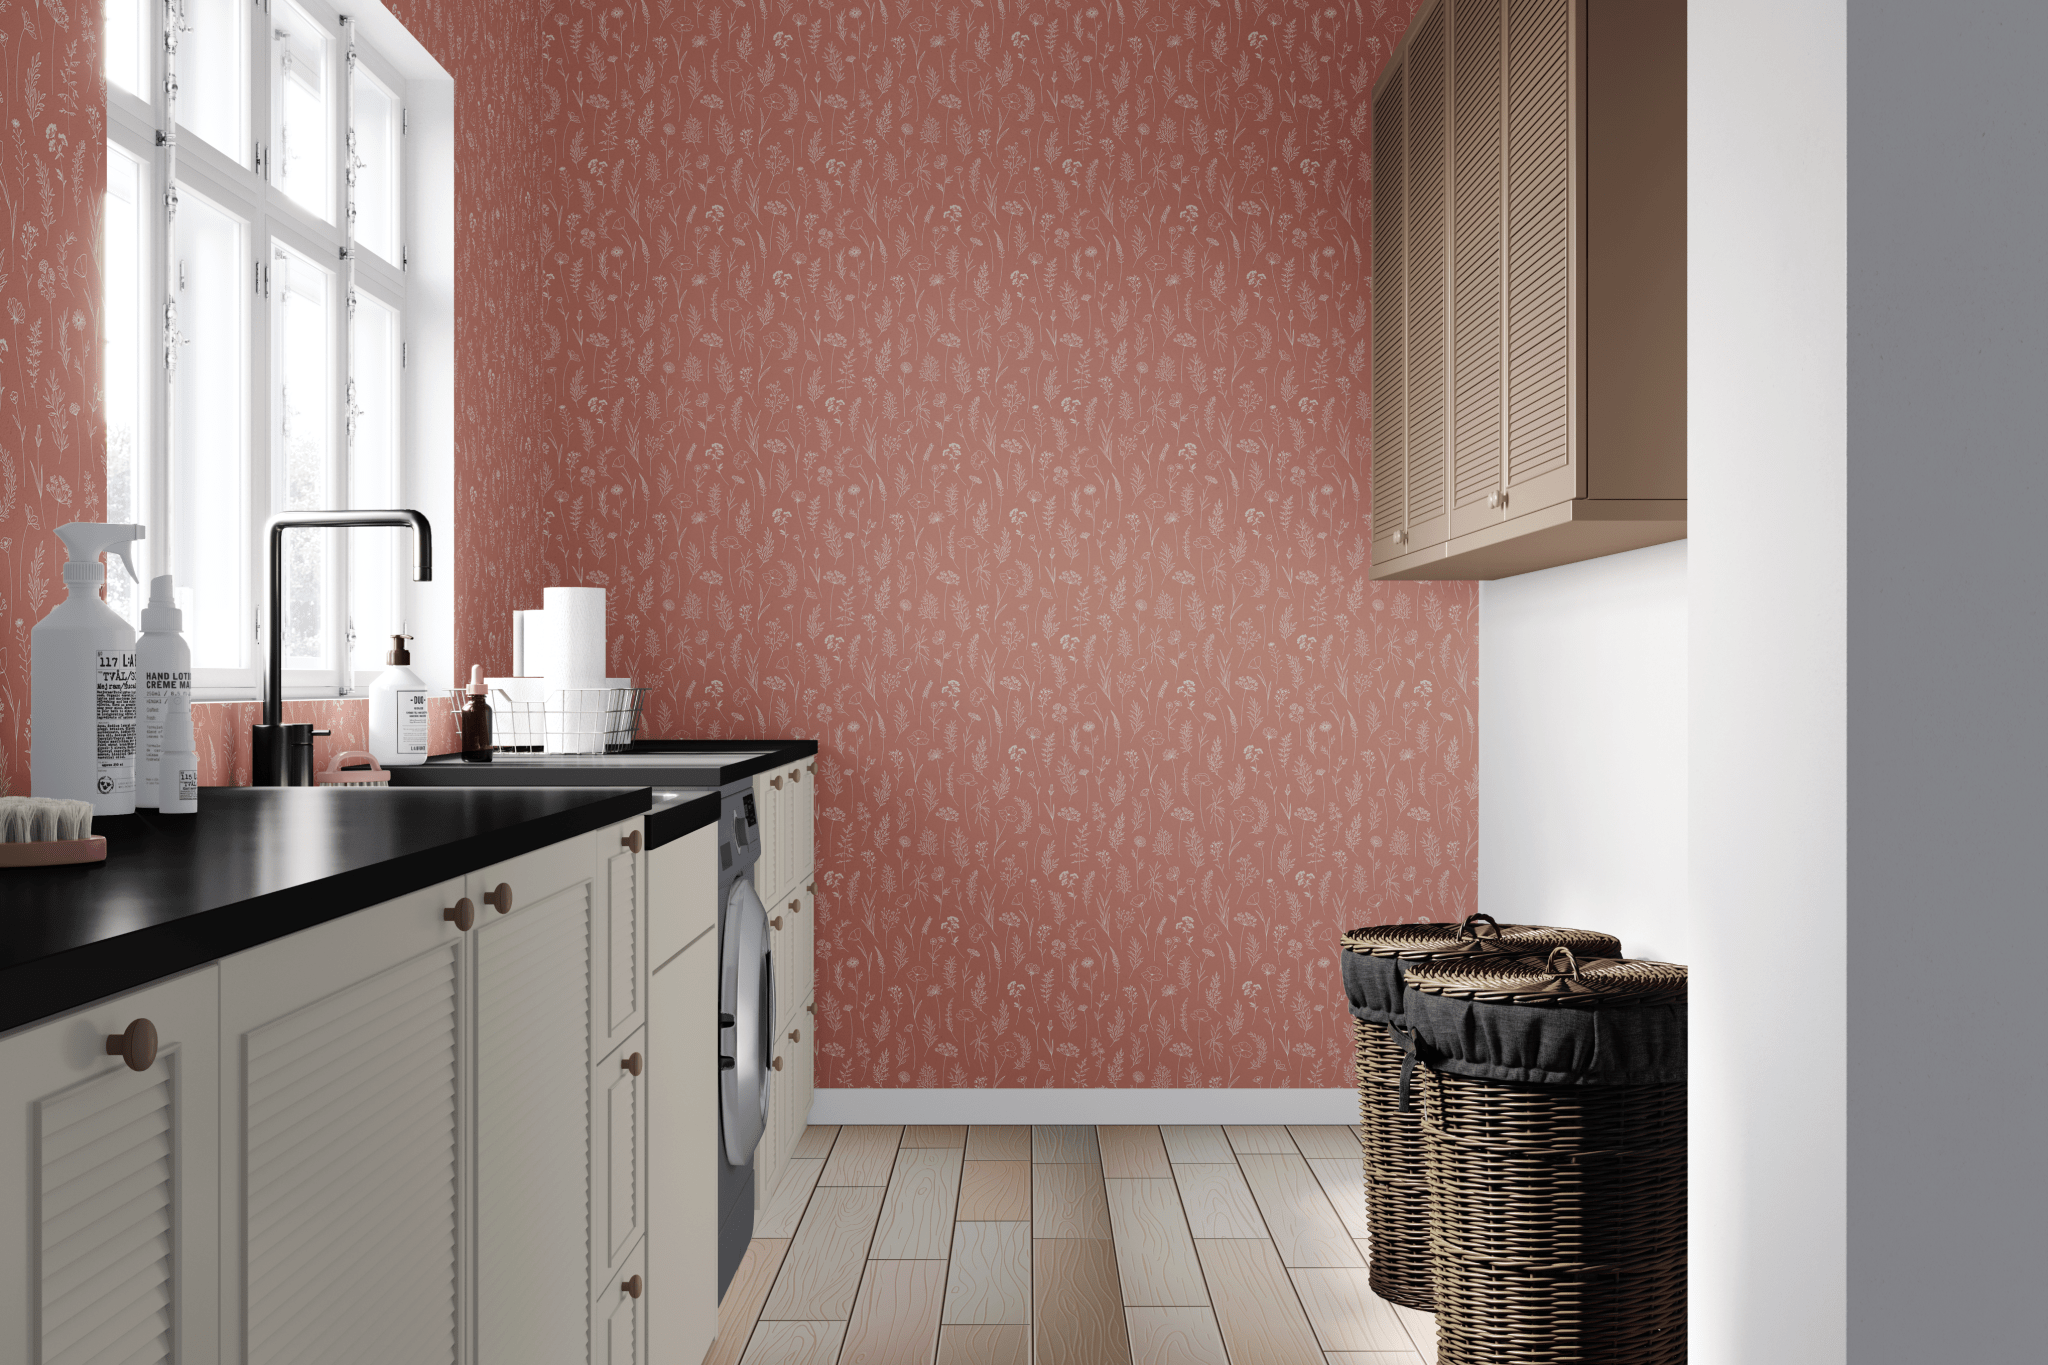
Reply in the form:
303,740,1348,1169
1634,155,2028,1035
31,522,147,814
136,574,194,809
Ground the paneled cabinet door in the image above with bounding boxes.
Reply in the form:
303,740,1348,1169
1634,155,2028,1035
217,879,467,1365
751,772,781,902
771,893,801,1037
648,925,716,1365
593,1029,648,1301
473,840,597,1365
797,762,815,884
595,817,648,1065
0,967,220,1365
797,883,816,1030
593,1239,647,1365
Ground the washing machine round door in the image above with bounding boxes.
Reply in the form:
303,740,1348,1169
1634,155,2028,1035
720,876,772,1166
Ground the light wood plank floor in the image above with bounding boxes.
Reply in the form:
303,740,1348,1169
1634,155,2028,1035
708,1124,1432,1365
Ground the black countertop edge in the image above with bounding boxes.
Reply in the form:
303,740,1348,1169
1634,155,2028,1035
646,791,722,852
0,786,650,1036
395,738,821,790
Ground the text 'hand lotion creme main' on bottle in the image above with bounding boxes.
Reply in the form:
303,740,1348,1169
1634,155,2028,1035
31,522,147,815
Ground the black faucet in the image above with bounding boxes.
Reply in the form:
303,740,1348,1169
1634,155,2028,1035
252,509,433,786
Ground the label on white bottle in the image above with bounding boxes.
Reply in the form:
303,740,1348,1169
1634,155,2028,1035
396,689,429,754
141,668,192,800
95,649,137,798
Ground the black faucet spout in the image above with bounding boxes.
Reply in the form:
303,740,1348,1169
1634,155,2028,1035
254,510,433,783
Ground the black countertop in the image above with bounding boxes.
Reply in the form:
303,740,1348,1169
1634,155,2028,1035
0,785,653,1034
389,737,820,790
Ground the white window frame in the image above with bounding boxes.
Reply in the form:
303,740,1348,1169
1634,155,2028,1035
109,0,453,700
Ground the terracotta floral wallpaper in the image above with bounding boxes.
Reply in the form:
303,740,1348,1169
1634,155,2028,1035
536,0,1473,1089
0,0,104,796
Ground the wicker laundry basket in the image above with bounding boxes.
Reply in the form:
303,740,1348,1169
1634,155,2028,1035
1404,949,1688,1365
1338,917,1621,1311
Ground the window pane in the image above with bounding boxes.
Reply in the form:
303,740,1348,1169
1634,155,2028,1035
350,64,401,264
105,0,149,101
349,294,401,674
171,186,249,671
272,1,333,221
273,243,336,671
180,0,250,168
104,147,151,631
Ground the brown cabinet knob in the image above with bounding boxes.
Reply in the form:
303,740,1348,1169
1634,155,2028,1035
621,1051,643,1077
444,898,476,932
807,1003,815,1016
105,1019,159,1072
789,767,801,783
621,1274,642,1299
621,829,642,854
789,899,800,914
806,762,814,774
770,916,783,931
788,1029,801,1043
771,1055,784,1072
807,882,815,896
770,775,783,790
483,883,513,915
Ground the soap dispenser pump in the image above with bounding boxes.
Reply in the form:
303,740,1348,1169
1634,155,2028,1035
30,522,147,813
366,634,430,767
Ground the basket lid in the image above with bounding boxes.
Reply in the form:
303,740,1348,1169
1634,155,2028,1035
1340,914,1620,963
1403,946,1687,1009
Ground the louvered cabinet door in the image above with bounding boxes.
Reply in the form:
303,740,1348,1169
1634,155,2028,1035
474,864,595,1365
1448,0,1512,539
0,967,220,1365
1401,1,1453,558
1503,0,1580,516
596,817,647,1066
1370,59,1407,564
218,880,467,1365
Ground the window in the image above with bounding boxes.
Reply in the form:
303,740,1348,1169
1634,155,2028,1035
106,0,412,694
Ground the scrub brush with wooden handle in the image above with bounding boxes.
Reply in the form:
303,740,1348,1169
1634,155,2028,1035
0,796,106,866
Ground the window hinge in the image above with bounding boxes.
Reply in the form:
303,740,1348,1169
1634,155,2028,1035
401,107,409,136
156,129,168,147
338,245,354,262
178,260,187,291
401,246,409,272
401,342,408,369
254,142,265,177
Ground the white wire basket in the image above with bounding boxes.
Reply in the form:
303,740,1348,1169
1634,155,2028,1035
449,685,650,754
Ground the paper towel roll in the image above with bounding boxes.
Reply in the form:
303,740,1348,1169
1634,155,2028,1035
534,587,607,682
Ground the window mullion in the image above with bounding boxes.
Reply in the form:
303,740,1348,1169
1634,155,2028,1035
337,13,359,691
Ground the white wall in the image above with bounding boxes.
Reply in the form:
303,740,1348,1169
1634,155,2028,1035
1690,2,1846,1362
1479,542,1687,964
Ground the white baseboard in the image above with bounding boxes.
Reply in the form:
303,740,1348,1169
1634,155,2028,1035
809,1088,1358,1126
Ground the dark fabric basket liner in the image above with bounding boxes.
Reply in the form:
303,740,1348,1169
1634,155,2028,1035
1340,949,1410,1025
1403,987,1687,1087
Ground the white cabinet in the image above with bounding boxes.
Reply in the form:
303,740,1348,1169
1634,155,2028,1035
472,831,604,1365
647,822,717,1365
0,966,220,1365
217,878,466,1365
593,1240,647,1365
594,821,645,1067
593,1029,647,1302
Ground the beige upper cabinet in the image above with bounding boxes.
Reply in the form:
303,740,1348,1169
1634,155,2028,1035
1370,0,1684,580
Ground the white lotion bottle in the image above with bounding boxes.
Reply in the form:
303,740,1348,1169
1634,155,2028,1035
156,702,200,815
31,522,146,815
135,574,193,809
367,633,430,766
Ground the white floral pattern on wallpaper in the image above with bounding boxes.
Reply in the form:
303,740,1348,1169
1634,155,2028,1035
0,0,103,795
538,0,1470,1090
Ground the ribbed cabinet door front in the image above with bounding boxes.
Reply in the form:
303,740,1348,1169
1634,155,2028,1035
1448,0,1510,539
1402,3,1452,555
0,967,219,1365
475,877,593,1365
1369,62,1407,564
219,880,465,1365
595,818,645,1066
1504,0,1579,514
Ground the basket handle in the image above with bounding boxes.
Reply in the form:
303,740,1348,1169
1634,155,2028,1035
1545,945,1584,980
326,751,384,773
1454,912,1502,942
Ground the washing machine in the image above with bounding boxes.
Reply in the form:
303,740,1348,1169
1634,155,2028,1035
709,783,772,1298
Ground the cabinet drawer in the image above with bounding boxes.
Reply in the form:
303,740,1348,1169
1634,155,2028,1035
593,1237,647,1365
595,817,647,1063
594,1030,649,1295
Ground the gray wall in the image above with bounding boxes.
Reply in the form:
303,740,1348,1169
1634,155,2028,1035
1847,1,2048,1358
